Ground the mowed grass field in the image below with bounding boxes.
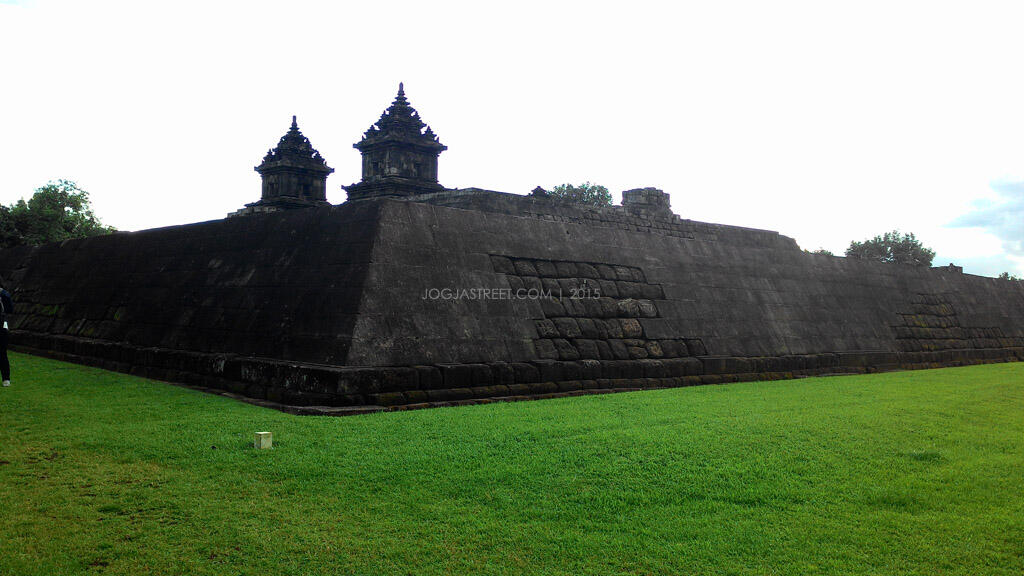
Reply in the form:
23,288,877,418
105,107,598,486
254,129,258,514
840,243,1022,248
0,353,1022,575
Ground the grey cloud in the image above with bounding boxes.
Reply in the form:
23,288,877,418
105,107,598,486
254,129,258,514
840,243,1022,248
948,180,1024,256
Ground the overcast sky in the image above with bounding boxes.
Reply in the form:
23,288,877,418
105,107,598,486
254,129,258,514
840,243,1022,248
2,0,1023,277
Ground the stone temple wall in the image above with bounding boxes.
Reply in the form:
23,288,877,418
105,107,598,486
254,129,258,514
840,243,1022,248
1,189,1022,412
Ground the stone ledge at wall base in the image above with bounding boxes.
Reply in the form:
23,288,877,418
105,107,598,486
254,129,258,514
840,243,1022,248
12,331,1024,415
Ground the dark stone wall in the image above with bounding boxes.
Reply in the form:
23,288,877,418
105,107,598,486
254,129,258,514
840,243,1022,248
0,202,381,365
344,196,1024,366
1,189,1022,411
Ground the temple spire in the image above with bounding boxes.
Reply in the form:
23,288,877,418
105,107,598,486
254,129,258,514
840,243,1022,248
230,116,334,216
344,83,448,200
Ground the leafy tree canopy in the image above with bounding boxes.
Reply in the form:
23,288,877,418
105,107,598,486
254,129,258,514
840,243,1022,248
807,248,834,256
845,230,935,267
998,272,1021,281
0,180,116,248
549,182,613,207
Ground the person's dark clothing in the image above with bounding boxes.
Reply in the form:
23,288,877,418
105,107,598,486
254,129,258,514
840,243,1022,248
0,328,8,382
0,288,11,382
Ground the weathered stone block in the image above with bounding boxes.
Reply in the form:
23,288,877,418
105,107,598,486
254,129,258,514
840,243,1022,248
534,360,563,382
644,341,664,358
597,280,619,298
511,362,540,383
440,364,474,388
613,266,633,281
541,277,562,295
534,339,559,360
469,363,493,385
637,300,659,318
638,359,668,378
577,263,600,279
368,392,407,406
580,298,604,318
553,338,580,360
608,339,630,360
617,281,642,298
522,276,543,292
535,260,558,277
620,319,643,338
557,380,583,392
684,339,708,356
380,367,417,392
506,275,524,292
640,283,665,300
617,299,641,318
561,361,583,381
414,365,443,389
427,388,475,402
506,384,533,395
513,260,538,276
597,297,619,319
539,298,566,318
701,356,751,375
490,255,515,274
553,318,582,338
575,339,600,359
489,363,516,385
658,340,680,358
555,261,578,277
336,368,382,394
627,346,649,359
576,318,599,338
579,359,602,380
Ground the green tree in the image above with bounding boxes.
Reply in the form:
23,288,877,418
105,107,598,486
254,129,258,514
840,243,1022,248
0,180,115,248
549,182,613,207
807,248,834,256
998,272,1021,281
845,230,935,267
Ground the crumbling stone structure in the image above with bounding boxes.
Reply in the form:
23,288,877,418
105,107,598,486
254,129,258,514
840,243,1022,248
1,85,1022,413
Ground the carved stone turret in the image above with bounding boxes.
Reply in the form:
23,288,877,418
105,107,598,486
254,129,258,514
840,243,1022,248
343,83,447,200
230,116,334,217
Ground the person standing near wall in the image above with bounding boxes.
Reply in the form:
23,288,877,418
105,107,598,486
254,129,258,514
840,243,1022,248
0,279,12,387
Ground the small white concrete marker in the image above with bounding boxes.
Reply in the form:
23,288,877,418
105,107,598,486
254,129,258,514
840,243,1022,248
254,431,273,449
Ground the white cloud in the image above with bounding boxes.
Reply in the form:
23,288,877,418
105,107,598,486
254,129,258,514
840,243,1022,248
948,181,1024,259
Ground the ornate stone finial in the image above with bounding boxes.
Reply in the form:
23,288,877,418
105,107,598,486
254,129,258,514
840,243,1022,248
393,82,408,107
291,115,298,129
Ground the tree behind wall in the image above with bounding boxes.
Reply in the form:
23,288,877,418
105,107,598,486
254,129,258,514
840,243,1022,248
845,230,935,267
0,180,116,248
549,182,613,207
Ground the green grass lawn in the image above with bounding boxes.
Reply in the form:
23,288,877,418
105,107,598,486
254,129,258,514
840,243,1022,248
1,353,1022,575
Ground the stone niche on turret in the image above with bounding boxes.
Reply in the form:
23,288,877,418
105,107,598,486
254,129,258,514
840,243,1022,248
230,116,334,217
343,83,448,201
